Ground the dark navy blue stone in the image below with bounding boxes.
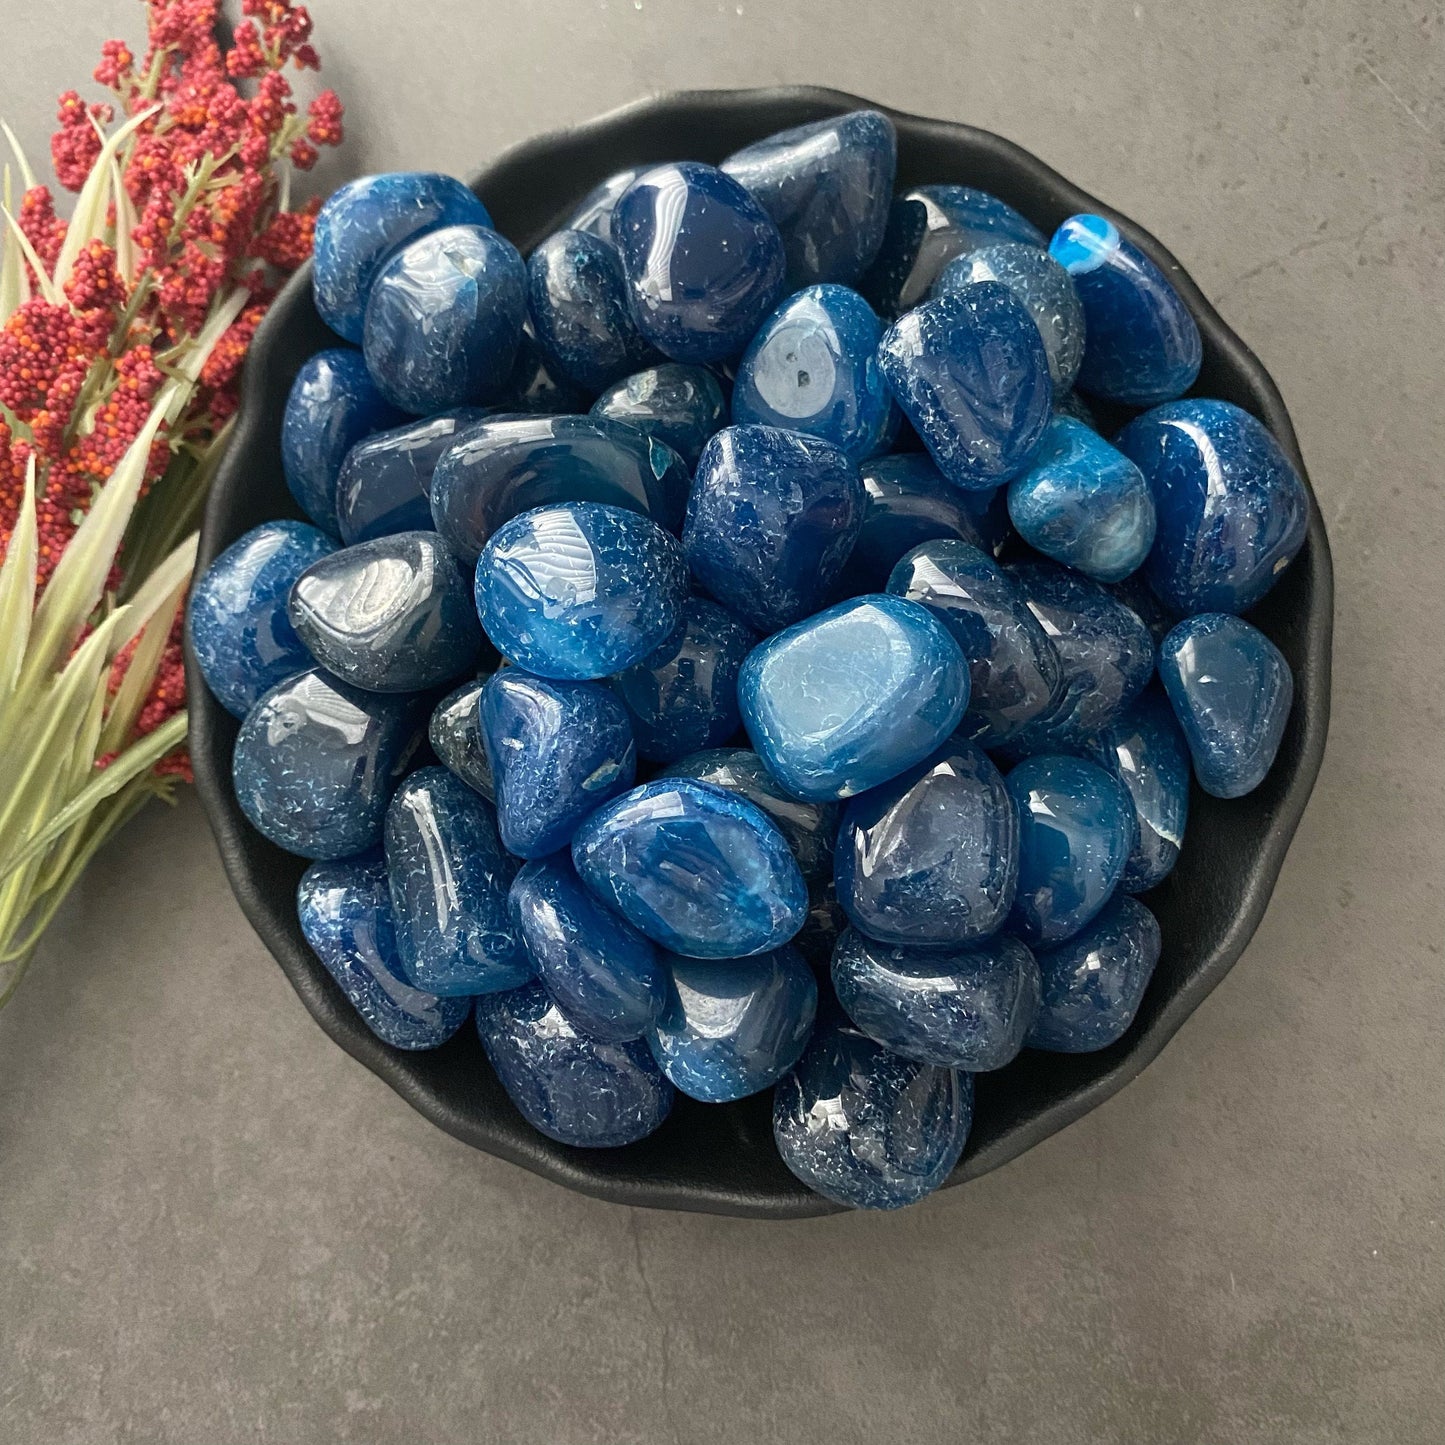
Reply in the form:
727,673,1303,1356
1054,389,1099,428
1106,569,1182,647
793,881,849,969
572,779,808,959
1116,399,1310,615
613,162,786,364
363,224,527,414
509,857,666,1043
232,668,427,860
562,165,648,243
834,739,1019,948
1158,612,1294,800
297,855,471,1051
476,982,674,1147
1026,893,1161,1052
189,520,337,718
428,676,495,802
877,284,1053,492
476,502,689,681
281,348,404,534
739,595,970,801
888,539,1061,748
313,172,493,344
501,318,593,415
610,596,756,764
589,363,727,469
480,669,636,859
832,930,1040,1071
683,424,864,633
721,110,896,288
1049,214,1201,406
1005,753,1138,947
648,948,817,1102
385,766,530,996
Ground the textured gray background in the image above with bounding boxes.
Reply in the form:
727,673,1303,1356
2,1,1442,1441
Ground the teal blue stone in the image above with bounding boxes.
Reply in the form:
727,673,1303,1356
590,363,728,469
428,676,495,802
562,166,648,243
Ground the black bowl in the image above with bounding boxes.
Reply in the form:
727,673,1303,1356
187,87,1333,1218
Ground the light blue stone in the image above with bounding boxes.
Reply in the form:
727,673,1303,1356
562,166,648,243
428,677,496,802
590,363,728,469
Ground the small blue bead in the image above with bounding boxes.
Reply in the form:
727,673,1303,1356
1158,613,1294,799
562,166,648,244
590,363,728,469
188,520,337,718
1048,214,1201,406
501,319,593,414
428,676,496,802
648,948,818,1102
572,779,808,958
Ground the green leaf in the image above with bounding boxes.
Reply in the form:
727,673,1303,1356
0,453,36,695
0,200,59,305
0,120,37,192
0,165,31,324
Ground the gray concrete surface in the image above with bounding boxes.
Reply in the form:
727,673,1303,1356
2,1,1442,1441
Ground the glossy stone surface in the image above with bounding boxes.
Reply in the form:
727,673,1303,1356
832,930,1040,1071
732,285,897,461
739,595,970,801
877,284,1053,492
475,982,674,1147
590,363,728,469
1048,214,1201,405
1007,415,1157,582
610,597,756,763
428,677,495,802
385,767,530,996
773,1010,973,1210
189,521,337,718
281,349,403,534
834,740,1019,947
1116,399,1310,614
297,855,471,1051
721,110,896,288
475,502,689,680
508,857,665,1042
363,224,526,414
562,165,648,243
1026,894,1162,1052
888,539,1061,748
1005,753,1138,947
1158,612,1294,799
232,668,426,859
613,162,786,364
501,318,592,415
288,531,483,692
648,948,818,1102
480,669,636,859
572,779,808,958
683,425,864,633
431,413,690,566
313,172,493,344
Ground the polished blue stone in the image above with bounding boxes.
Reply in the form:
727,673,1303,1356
509,857,665,1042
480,669,637,859
431,413,691,566
887,539,1061,748
428,676,495,802
834,739,1019,947
232,668,426,859
613,162,786,364
281,349,403,534
385,766,530,996
562,165,648,243
732,285,897,461
1007,415,1157,583
501,318,592,415
1026,893,1161,1052
475,502,689,680
648,948,817,1102
297,855,471,1050
1116,399,1310,614
739,595,969,801
832,930,1040,1071
1048,214,1201,405
572,779,808,958
590,363,728,469
721,110,896,288
476,982,674,1147
287,531,483,692
363,224,526,414
610,596,756,764
877,284,1053,492
189,520,337,718
1158,612,1294,799
1005,753,1138,947
313,172,493,344
773,1009,972,1210
1106,568,1182,647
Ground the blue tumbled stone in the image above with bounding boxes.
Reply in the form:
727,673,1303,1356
572,779,808,959
1158,612,1294,799
428,676,495,802
501,318,593,414
1106,570,1183,648
562,165,648,243
590,363,728,469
